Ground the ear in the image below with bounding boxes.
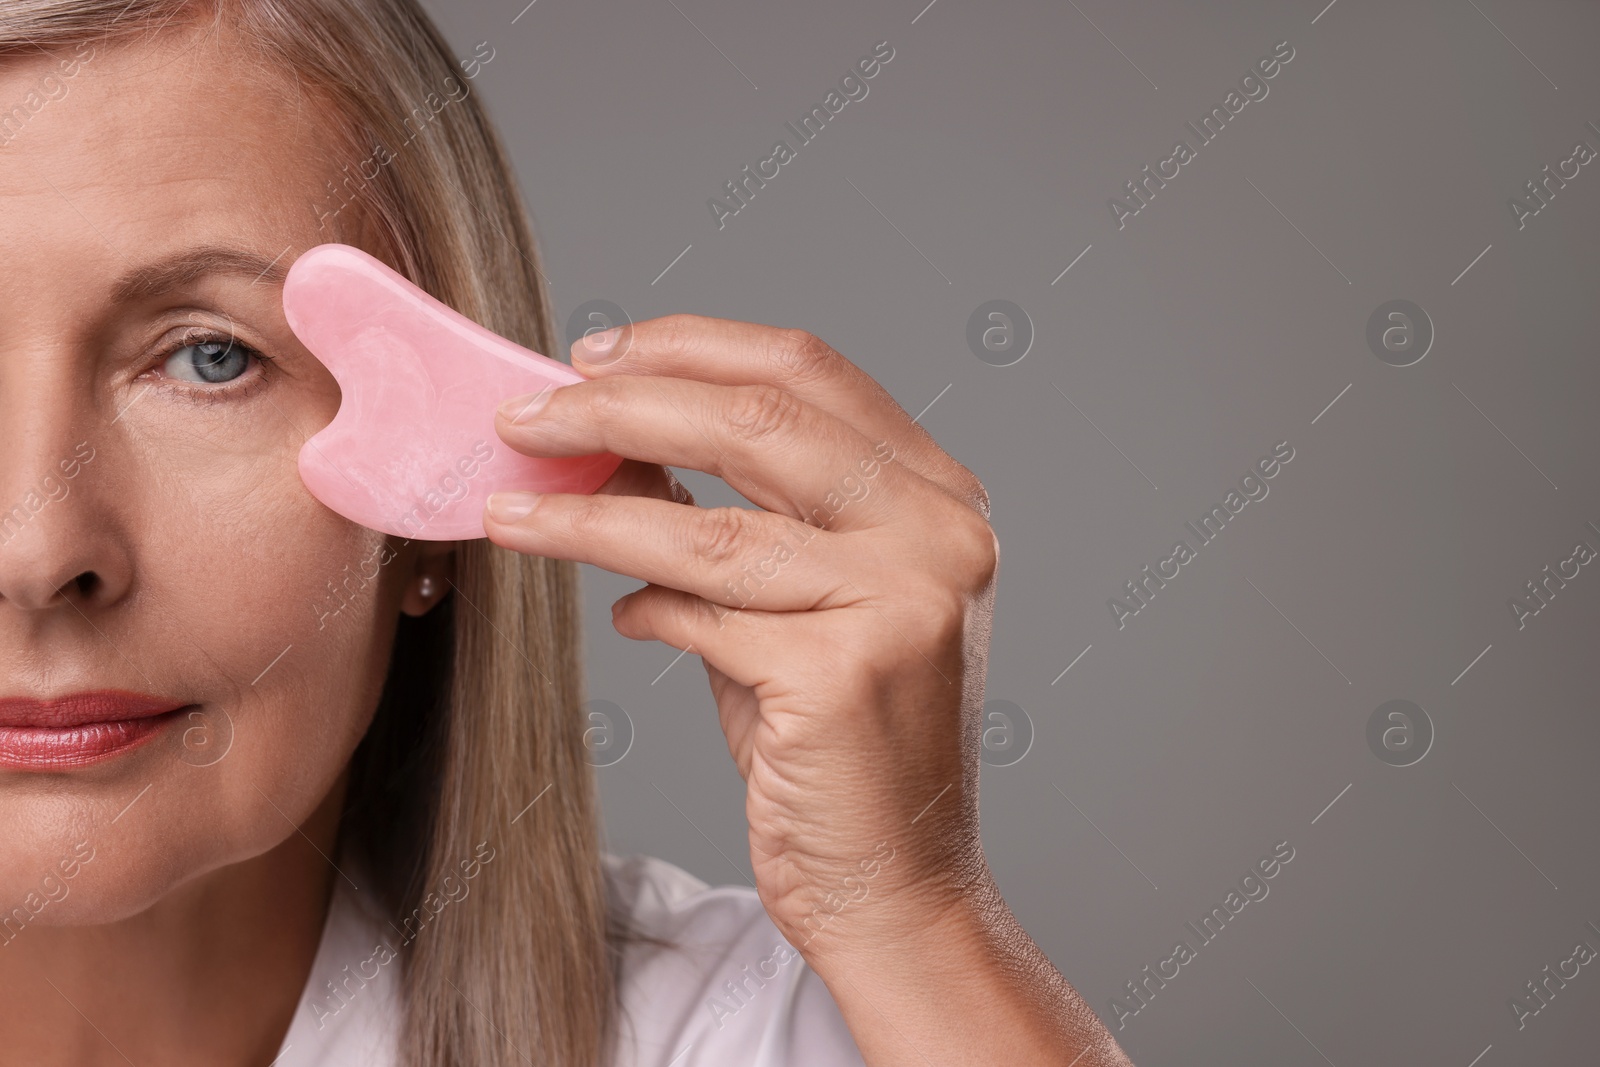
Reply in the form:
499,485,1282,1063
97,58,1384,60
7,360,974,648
400,539,458,617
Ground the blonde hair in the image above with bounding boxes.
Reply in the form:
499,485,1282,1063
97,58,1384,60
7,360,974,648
1,2,622,1063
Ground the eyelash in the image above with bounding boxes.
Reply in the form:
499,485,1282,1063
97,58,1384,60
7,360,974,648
147,327,276,405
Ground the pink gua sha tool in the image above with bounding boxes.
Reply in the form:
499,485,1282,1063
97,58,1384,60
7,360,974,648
282,243,624,541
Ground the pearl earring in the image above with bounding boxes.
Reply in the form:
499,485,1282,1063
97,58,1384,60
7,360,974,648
416,575,438,601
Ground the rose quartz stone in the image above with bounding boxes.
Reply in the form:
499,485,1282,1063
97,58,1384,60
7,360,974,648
282,244,623,540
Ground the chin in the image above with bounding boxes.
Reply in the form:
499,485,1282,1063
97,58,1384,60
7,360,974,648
0,739,337,933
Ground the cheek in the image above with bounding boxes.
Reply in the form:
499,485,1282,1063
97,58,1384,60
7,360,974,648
34,407,408,923
155,435,401,773
128,399,396,714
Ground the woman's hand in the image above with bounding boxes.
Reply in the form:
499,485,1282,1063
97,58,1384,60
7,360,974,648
485,314,1131,1067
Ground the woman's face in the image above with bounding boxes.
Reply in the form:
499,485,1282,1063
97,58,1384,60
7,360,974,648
0,24,419,922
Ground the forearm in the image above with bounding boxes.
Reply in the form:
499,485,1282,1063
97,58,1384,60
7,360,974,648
802,873,1134,1067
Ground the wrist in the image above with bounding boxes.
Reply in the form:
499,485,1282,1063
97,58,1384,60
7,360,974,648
793,848,997,976
778,820,989,969
792,863,1130,1067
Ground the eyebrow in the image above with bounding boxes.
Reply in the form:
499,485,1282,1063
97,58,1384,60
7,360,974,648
111,245,293,303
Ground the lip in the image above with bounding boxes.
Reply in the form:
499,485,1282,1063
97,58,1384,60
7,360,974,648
0,691,189,770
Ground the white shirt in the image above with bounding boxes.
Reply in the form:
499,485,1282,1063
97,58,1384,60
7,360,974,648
272,853,868,1066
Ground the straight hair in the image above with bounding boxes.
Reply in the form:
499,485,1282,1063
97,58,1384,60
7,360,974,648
0,2,627,1063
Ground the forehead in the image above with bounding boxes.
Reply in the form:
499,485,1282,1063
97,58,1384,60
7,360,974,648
0,20,346,282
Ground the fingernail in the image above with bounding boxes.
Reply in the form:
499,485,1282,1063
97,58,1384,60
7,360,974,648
498,388,553,424
574,326,622,364
487,491,541,523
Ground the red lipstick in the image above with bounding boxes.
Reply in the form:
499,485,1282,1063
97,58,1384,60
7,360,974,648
0,691,188,770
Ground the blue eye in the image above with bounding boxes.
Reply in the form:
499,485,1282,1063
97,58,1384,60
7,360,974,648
163,338,256,384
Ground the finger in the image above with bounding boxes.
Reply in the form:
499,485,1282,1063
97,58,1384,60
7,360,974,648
608,581,820,692
483,490,859,614
495,373,913,532
606,585,766,775
572,314,989,518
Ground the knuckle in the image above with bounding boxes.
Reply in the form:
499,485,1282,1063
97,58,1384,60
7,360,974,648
943,459,991,519
965,474,993,520
971,523,1001,587
724,383,802,446
940,503,1000,590
690,506,753,566
562,494,609,542
766,328,835,384
584,377,632,425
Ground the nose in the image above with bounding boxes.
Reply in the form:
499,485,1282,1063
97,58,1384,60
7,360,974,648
0,439,132,614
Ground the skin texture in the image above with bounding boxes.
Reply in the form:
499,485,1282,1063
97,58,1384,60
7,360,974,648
0,23,438,1067
490,322,1136,1067
0,16,1133,1067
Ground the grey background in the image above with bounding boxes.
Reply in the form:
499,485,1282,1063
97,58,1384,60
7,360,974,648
423,1,1600,1063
